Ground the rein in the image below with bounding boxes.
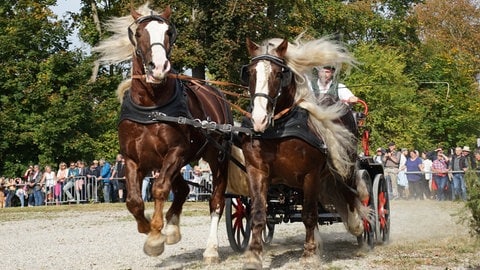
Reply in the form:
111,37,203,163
130,74,253,135
131,73,252,118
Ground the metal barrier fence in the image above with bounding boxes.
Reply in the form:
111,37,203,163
45,176,99,205
402,170,480,175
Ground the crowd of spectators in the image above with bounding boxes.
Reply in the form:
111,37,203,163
0,155,126,207
2,144,479,207
374,143,480,201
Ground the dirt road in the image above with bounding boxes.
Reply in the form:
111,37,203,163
1,200,479,269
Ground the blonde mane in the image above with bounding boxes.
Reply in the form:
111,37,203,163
257,37,357,178
92,3,157,65
91,3,158,101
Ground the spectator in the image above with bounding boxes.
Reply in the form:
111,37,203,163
449,147,468,201
30,165,43,206
76,160,87,203
111,154,124,202
5,177,19,207
181,164,193,181
432,151,449,201
462,146,476,169
55,162,68,204
190,165,203,194
41,165,56,204
397,148,409,199
0,177,6,208
198,158,211,184
142,171,154,202
421,151,433,199
374,148,384,165
405,150,424,200
15,177,26,207
86,160,100,202
98,158,112,203
474,149,480,178
115,156,126,202
382,142,401,199
24,165,35,206
63,162,79,202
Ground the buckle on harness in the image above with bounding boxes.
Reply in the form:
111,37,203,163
201,120,217,130
177,117,187,125
150,112,166,121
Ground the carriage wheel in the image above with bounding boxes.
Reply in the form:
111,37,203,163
356,170,375,249
372,173,390,244
225,196,251,252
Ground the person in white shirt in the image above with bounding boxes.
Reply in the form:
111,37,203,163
308,66,358,104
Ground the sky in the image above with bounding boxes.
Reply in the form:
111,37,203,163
50,0,89,51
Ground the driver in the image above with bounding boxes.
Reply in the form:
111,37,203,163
308,65,358,104
307,65,360,137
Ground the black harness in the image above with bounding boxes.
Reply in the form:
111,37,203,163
241,106,326,152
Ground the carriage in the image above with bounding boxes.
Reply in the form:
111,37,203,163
224,99,390,252
92,3,390,269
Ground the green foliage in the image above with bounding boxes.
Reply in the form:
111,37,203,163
345,42,427,150
465,170,480,237
1,1,480,234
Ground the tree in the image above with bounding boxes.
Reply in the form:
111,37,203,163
0,0,121,176
345,42,425,150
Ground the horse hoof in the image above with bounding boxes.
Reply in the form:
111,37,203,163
243,250,262,270
143,234,166,257
300,254,321,268
203,255,220,264
243,262,262,270
164,225,181,245
203,247,220,264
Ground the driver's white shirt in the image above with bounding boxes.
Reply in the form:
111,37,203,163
307,79,355,101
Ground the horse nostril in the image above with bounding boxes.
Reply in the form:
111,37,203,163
147,62,155,71
261,116,267,124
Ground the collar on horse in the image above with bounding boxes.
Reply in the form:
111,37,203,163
241,106,326,152
118,78,190,125
118,77,253,136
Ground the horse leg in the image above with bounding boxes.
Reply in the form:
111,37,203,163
164,174,189,245
143,167,171,257
202,163,228,264
243,171,268,270
124,159,150,234
300,175,322,266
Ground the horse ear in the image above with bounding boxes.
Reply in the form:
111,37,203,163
163,5,172,19
246,38,260,56
275,39,289,58
131,6,142,20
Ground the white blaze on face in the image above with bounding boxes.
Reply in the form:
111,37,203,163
251,61,271,132
145,21,171,81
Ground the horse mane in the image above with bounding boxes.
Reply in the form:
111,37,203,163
92,3,157,65
91,2,156,102
257,37,357,178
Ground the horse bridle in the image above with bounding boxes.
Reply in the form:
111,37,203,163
240,55,293,121
128,14,177,68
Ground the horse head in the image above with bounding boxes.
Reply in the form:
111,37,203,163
129,6,177,84
241,38,294,133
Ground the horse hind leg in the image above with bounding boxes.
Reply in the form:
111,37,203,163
164,175,190,245
202,162,229,264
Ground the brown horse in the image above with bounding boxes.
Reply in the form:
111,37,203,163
93,4,234,263
239,38,371,269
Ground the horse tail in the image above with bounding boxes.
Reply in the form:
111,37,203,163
298,100,355,179
116,79,132,104
226,145,250,196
